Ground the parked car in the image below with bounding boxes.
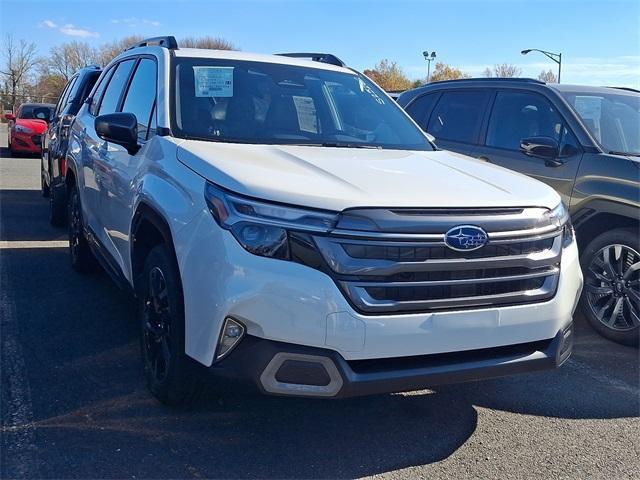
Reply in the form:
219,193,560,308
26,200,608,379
5,103,55,156
42,66,101,226
398,79,639,346
65,37,582,405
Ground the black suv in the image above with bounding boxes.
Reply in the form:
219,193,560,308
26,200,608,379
399,79,639,346
42,66,101,225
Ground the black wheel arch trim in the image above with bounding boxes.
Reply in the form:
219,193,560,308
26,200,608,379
571,199,640,230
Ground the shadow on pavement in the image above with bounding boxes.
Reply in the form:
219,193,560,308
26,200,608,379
1,185,638,478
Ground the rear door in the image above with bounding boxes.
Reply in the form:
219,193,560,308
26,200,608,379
424,89,492,157
474,89,583,205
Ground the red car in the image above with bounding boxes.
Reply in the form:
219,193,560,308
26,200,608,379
6,103,55,155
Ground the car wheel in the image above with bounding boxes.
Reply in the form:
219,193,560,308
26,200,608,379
68,185,96,273
580,228,640,347
49,183,66,226
140,244,203,405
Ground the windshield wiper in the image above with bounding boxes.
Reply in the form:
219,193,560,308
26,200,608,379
609,150,640,157
319,142,382,149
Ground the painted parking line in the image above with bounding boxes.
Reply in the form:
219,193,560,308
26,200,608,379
0,241,68,249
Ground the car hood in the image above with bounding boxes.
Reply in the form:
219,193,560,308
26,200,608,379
176,141,561,211
15,119,48,133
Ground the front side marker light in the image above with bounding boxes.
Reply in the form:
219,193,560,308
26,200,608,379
215,317,246,361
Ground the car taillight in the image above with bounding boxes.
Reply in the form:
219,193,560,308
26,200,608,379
60,157,67,177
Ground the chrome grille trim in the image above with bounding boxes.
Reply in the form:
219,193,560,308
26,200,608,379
314,235,562,276
342,275,559,313
314,206,564,314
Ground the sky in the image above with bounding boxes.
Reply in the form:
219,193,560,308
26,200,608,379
1,0,639,88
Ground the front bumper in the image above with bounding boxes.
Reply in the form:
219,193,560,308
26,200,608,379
210,324,573,398
10,132,42,152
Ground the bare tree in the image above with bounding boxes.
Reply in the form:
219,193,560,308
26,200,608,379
97,35,145,66
180,36,237,50
0,34,39,110
47,41,99,80
537,69,558,83
483,63,522,78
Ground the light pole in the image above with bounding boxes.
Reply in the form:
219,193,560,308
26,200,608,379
423,51,436,83
521,48,562,83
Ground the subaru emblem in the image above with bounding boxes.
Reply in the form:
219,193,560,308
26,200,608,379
444,225,488,252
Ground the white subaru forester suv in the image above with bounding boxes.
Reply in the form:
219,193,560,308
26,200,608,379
66,37,583,404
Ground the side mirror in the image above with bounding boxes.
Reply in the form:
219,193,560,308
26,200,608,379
520,136,559,160
95,112,139,155
5,113,15,121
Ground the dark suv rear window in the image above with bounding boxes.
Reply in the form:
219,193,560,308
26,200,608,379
427,90,490,144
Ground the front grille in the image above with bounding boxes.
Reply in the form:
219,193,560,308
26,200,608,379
313,207,563,314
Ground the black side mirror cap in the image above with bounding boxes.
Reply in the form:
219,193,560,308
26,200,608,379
520,136,559,160
95,112,139,155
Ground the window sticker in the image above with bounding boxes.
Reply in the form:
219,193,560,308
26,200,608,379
292,95,318,133
193,66,234,97
573,96,602,121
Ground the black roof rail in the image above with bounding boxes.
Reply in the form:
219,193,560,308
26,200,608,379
427,77,546,86
276,52,346,68
125,36,178,51
608,86,640,93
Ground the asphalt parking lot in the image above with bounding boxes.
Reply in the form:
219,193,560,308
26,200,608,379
0,124,639,479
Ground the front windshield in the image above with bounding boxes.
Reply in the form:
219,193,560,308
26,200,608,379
560,90,640,155
173,58,432,150
19,105,53,121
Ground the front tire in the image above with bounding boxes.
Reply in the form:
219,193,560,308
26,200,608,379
139,244,202,405
580,228,640,347
41,153,50,197
68,185,96,273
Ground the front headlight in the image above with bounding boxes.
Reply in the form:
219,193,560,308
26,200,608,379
204,182,338,259
15,124,34,134
547,202,574,247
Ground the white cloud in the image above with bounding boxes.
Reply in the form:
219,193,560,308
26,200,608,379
110,17,161,28
59,24,100,38
38,19,99,38
403,56,640,89
39,19,57,29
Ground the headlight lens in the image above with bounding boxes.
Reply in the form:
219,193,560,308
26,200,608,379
205,182,338,259
547,201,570,228
546,202,574,247
15,124,34,134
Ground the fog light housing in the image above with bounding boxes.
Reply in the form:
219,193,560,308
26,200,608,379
215,317,245,361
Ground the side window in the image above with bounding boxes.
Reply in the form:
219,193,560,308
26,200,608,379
427,90,490,143
63,77,78,106
55,78,74,116
120,58,157,141
98,59,136,116
486,91,563,151
404,93,438,129
89,68,115,116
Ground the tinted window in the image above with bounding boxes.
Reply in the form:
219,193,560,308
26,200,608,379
55,78,75,115
98,59,135,116
405,93,438,128
427,90,489,143
486,91,563,150
560,90,639,155
89,68,114,116
18,105,54,120
121,59,157,141
173,58,432,151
